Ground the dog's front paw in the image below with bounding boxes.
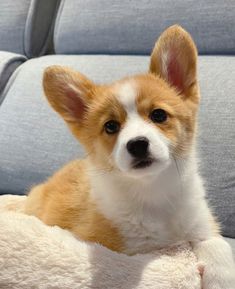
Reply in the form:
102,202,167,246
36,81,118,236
202,265,235,289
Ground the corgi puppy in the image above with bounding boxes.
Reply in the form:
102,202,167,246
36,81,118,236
25,25,235,288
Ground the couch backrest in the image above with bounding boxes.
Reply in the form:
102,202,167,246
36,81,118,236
0,0,60,57
54,0,235,55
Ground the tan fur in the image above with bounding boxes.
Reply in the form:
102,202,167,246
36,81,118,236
25,25,219,253
25,159,124,252
134,74,199,156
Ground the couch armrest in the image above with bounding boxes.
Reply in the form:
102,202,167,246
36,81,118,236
0,51,27,103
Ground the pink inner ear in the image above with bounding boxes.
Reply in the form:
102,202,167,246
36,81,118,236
65,87,86,121
167,51,184,92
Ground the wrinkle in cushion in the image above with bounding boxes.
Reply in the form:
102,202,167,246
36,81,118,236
0,0,59,57
0,51,27,101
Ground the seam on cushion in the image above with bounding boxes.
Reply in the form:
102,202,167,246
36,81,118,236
0,55,27,96
0,61,23,97
24,0,40,58
24,0,60,58
0,55,27,73
23,0,33,57
37,0,61,56
53,0,65,54
0,61,26,106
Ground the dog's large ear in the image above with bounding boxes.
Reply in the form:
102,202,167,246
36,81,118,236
43,65,94,123
150,25,197,95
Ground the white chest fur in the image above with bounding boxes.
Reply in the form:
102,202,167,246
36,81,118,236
88,157,212,254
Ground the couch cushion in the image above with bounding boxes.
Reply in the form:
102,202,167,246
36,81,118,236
0,51,27,101
55,0,235,55
198,56,235,238
0,55,234,238
0,0,60,57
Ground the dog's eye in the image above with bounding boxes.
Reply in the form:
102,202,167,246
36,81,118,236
104,120,120,134
150,109,167,123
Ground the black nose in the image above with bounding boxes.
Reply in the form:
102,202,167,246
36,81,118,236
126,137,149,158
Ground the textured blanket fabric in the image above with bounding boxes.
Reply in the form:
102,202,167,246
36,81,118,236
0,195,201,289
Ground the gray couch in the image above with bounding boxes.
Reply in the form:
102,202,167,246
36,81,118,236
0,0,234,255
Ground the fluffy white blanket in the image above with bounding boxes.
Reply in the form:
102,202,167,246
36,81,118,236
0,195,201,289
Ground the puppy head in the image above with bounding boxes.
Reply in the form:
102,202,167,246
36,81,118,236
43,25,199,178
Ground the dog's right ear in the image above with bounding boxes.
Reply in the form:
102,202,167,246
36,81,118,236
149,25,198,97
43,66,94,124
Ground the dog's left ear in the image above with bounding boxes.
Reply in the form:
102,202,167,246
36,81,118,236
150,25,198,95
43,65,94,124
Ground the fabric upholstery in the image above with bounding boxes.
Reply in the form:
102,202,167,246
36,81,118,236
0,55,234,238
0,52,27,101
0,0,60,57
54,0,235,55
0,1,30,55
198,56,235,238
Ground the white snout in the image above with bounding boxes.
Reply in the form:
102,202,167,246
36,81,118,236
113,115,170,177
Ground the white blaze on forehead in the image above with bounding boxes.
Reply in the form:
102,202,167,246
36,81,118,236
115,81,137,115
113,80,170,175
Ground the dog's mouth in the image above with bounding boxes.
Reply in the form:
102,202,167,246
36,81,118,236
132,157,154,169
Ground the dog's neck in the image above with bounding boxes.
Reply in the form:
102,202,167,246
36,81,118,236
87,150,212,252
88,148,204,211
